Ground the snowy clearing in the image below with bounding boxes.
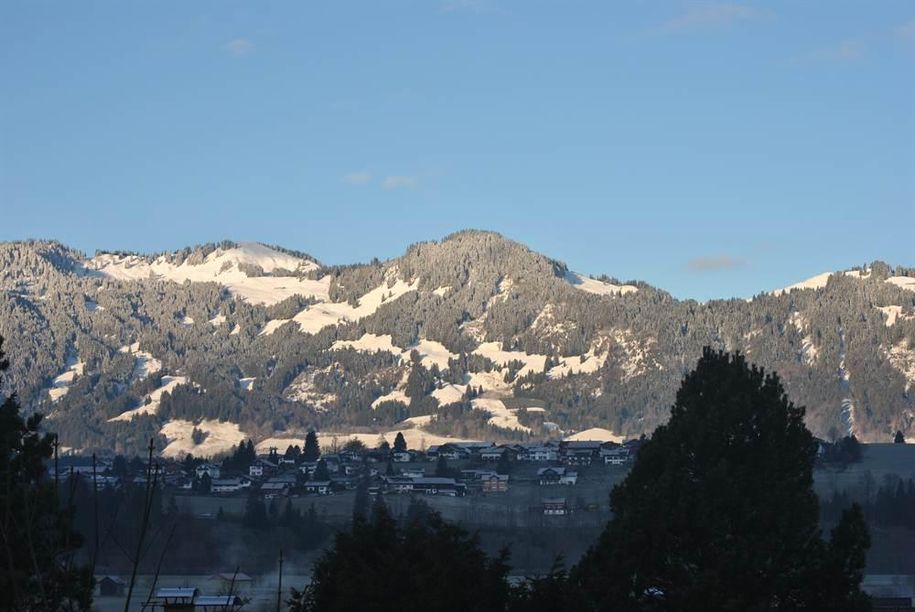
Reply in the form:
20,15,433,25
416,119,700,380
332,334,457,370
47,357,85,402
89,242,328,306
788,313,819,365
564,427,625,443
888,276,915,292
564,271,637,296
772,272,834,296
160,419,247,458
888,340,915,393
119,343,162,381
472,397,531,432
431,384,467,406
473,342,547,378
877,305,912,328
108,375,188,422
239,377,256,391
290,277,418,334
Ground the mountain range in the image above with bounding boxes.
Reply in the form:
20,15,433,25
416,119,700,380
1,230,913,457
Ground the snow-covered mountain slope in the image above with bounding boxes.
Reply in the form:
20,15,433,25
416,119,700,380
1,232,914,457
88,242,325,305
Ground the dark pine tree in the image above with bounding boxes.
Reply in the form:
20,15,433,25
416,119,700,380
435,455,450,478
0,336,95,611
895,430,906,444
571,348,871,611
352,479,370,524
303,430,321,462
314,459,330,481
242,494,269,530
288,494,510,612
393,432,407,453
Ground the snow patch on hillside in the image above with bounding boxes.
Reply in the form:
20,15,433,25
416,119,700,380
466,370,513,394
208,313,227,326
239,377,256,391
547,334,615,379
332,334,457,370
564,427,625,443
888,276,915,292
877,306,913,328
259,319,292,336
772,272,834,296
431,384,466,406
288,277,418,334
284,368,338,411
888,340,915,393
532,304,578,344
109,375,189,422
473,342,547,378
47,357,85,402
160,419,246,458
788,312,819,365
371,388,410,409
472,397,531,432
89,243,327,306
564,271,637,296
123,344,162,381
432,286,452,297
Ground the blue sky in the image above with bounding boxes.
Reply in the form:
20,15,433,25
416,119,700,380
2,1,913,300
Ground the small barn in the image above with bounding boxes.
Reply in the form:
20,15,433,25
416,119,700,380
97,575,126,597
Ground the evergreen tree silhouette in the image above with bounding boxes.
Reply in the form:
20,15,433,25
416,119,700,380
571,349,870,611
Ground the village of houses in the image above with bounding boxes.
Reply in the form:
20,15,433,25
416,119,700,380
58,436,644,525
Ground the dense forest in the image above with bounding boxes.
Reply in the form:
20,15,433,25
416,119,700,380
0,231,913,456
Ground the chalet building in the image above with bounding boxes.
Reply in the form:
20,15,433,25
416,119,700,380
481,473,509,493
211,478,248,494
430,444,472,460
459,469,498,482
600,447,630,465
392,450,414,463
151,587,244,611
402,469,425,479
537,467,577,486
260,481,290,496
303,480,332,495
195,464,221,480
517,446,559,462
384,476,467,496
97,576,126,597
542,498,570,516
561,449,594,466
481,445,518,462
248,459,278,478
52,456,112,478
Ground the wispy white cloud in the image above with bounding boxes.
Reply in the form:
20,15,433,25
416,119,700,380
224,38,255,58
343,172,372,186
896,20,915,41
688,254,746,272
803,40,865,63
382,176,418,190
659,3,760,33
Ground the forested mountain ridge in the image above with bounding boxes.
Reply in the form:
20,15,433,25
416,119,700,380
1,231,913,457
